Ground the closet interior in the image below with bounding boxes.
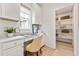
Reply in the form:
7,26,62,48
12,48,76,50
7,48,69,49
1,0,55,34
56,6,73,45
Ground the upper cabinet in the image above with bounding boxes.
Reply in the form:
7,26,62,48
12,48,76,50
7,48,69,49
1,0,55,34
0,3,20,22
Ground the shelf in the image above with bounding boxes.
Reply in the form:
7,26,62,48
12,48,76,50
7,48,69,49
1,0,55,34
56,27,72,29
57,33,72,39
60,23,72,25
61,16,71,20
0,16,19,22
56,21,72,26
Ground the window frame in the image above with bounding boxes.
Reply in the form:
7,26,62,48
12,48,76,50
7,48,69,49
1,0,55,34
19,4,32,32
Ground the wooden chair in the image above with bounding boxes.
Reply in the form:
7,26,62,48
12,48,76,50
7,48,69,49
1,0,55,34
25,35,44,56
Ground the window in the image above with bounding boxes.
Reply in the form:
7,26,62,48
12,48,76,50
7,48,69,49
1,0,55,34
20,4,32,30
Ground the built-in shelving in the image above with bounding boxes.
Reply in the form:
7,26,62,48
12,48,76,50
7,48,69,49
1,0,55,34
56,12,73,43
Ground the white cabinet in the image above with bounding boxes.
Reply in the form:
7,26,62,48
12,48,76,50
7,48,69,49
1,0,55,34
3,4,20,19
0,3,20,21
0,39,24,56
2,45,23,56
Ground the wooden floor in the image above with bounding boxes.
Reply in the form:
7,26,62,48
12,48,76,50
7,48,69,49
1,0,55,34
42,41,73,56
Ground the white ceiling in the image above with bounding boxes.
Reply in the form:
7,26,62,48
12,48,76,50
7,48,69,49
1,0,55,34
56,5,73,15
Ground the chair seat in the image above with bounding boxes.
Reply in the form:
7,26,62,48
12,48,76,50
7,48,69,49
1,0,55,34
26,43,43,52
26,35,44,53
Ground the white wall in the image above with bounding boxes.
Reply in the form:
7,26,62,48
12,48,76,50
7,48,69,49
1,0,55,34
34,4,42,24
41,3,73,48
31,4,42,24
41,5,55,48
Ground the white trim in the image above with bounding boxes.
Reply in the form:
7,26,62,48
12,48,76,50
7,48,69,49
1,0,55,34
73,4,78,56
53,9,56,49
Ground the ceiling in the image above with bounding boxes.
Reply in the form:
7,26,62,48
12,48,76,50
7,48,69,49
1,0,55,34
56,5,73,15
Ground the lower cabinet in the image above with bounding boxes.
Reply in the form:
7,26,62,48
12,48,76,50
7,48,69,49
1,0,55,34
0,39,24,56
2,45,23,56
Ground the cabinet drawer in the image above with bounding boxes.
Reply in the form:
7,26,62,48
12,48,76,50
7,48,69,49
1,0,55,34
2,39,23,50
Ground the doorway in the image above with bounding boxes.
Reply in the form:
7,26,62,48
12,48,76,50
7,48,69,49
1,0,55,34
55,5,74,55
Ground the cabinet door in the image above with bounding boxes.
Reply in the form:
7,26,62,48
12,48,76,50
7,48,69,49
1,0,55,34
2,3,20,20
16,45,24,56
2,39,24,56
2,45,23,56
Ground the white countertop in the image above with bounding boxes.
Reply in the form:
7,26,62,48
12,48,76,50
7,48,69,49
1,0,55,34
0,33,43,43
0,36,25,43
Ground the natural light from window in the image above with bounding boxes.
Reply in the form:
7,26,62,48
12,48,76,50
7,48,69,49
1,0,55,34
20,5,32,30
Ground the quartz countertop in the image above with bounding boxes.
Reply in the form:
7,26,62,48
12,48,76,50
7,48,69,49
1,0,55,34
0,33,43,43
0,36,25,43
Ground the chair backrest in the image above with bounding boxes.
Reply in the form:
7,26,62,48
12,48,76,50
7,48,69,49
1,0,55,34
32,35,44,48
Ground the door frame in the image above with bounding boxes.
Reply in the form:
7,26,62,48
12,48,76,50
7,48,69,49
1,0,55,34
73,4,78,56
54,4,78,56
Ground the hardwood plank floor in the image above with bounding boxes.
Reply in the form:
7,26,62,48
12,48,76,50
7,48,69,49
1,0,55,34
42,41,73,56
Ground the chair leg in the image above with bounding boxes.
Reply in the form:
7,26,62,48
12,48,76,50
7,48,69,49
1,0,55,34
25,50,42,56
40,45,45,55
40,48,42,54
25,51,29,56
25,51,32,56
37,52,38,56
24,51,27,56
37,49,42,56
25,51,38,56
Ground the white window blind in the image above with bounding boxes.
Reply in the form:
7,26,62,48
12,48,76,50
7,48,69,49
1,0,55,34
20,5,32,30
